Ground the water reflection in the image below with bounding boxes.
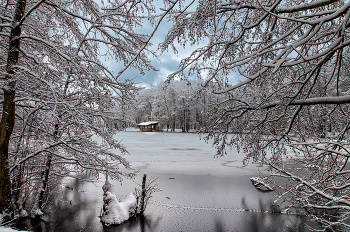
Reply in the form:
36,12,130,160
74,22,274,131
214,218,225,232
12,200,313,232
239,196,314,232
10,178,318,232
103,214,161,232
241,211,308,232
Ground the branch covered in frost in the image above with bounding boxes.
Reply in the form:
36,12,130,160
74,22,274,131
164,1,350,230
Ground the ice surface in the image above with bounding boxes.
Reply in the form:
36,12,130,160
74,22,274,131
112,131,262,177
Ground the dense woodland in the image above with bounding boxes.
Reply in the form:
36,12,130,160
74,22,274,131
129,80,220,132
1,0,350,231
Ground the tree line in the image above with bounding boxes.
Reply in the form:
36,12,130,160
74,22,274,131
128,79,224,132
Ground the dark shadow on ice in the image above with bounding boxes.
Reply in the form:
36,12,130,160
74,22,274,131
241,211,309,232
103,214,161,232
214,218,225,232
241,196,250,211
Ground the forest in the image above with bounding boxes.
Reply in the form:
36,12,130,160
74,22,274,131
1,0,350,231
127,79,218,132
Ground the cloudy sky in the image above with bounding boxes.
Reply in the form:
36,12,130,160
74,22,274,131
105,17,202,87
104,0,241,88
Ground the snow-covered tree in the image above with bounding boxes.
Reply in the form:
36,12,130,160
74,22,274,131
163,0,350,230
101,177,137,226
131,79,215,132
0,0,178,216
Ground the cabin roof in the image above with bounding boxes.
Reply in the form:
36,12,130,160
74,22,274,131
137,121,159,126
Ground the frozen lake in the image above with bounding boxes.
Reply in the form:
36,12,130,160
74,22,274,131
17,131,313,231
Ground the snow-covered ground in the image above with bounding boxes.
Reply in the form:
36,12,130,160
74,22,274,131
0,214,26,231
0,227,23,232
3,131,312,231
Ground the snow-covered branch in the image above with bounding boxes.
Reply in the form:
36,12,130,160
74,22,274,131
165,1,350,229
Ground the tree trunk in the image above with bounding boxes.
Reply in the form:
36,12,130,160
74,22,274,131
12,109,37,213
36,153,52,211
0,0,27,212
139,173,147,214
34,74,67,214
33,122,58,214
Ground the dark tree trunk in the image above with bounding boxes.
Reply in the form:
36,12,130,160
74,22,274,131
36,153,52,210
0,0,27,212
139,173,147,214
12,109,37,212
35,122,58,212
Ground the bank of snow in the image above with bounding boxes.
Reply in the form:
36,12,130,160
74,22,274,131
101,192,137,226
100,179,137,226
0,227,25,231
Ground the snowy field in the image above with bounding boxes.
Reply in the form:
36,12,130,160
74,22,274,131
2,131,312,231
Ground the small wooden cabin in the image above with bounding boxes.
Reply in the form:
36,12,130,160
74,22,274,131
137,121,160,132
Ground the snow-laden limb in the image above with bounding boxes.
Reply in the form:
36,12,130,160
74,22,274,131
250,177,273,191
276,0,341,13
0,0,165,217
219,0,341,14
269,161,350,208
163,0,350,230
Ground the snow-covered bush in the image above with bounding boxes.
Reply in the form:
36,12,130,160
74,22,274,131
101,173,160,226
101,192,137,226
101,178,137,226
